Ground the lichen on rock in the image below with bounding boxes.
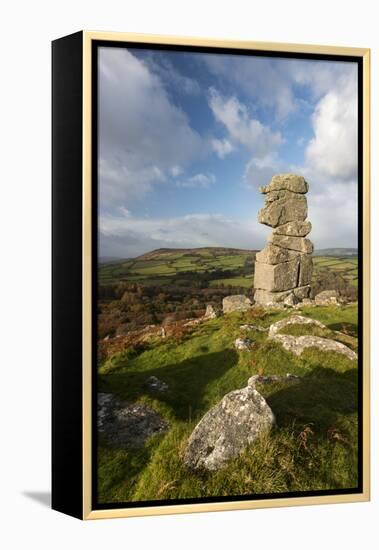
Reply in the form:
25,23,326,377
254,174,313,306
184,385,275,471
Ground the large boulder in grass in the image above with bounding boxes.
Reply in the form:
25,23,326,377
222,295,252,313
98,393,168,448
314,290,340,306
184,385,275,471
203,304,219,320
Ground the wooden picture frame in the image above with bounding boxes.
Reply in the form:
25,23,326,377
52,31,370,520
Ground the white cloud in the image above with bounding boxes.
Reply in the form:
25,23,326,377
211,138,234,158
243,153,284,190
208,88,283,157
100,212,267,258
170,165,183,177
203,55,297,119
99,48,206,211
308,180,358,249
143,52,201,96
305,68,358,180
176,173,216,188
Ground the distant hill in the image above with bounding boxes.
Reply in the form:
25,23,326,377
99,256,126,264
135,246,257,261
314,248,358,257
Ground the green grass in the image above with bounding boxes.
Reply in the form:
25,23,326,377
98,304,359,504
99,248,253,284
209,277,253,288
99,251,358,296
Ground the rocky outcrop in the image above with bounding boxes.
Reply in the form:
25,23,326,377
203,304,219,319
248,373,300,387
184,384,275,471
145,376,168,392
272,334,357,361
98,393,168,448
184,373,302,471
267,315,357,361
254,174,313,306
240,324,268,332
314,290,341,306
268,314,327,338
234,337,254,350
222,294,252,313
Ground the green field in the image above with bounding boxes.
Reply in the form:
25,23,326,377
98,304,359,503
100,248,358,291
99,247,254,287
312,256,358,287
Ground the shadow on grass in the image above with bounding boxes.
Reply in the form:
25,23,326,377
99,349,238,421
327,322,358,337
266,367,358,431
97,442,155,505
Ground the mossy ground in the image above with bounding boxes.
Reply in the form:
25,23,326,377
97,304,359,504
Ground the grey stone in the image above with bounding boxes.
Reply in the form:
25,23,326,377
314,290,340,306
293,285,312,300
263,189,303,205
260,174,309,194
254,285,311,306
234,337,254,350
254,257,300,291
255,244,300,265
254,173,313,304
258,195,307,228
254,288,293,305
283,293,299,307
271,334,357,361
240,324,268,332
223,295,252,313
273,220,312,237
301,298,314,306
184,385,275,470
203,304,219,320
248,373,300,388
268,234,314,253
97,392,168,448
299,254,313,286
146,375,168,392
268,314,327,338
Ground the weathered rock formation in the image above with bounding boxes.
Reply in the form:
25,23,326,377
234,337,254,350
272,333,357,361
268,314,326,338
254,174,314,305
240,324,268,333
184,384,275,470
98,392,168,448
184,373,300,471
145,376,168,392
314,290,341,306
203,304,219,319
222,294,252,313
267,315,357,361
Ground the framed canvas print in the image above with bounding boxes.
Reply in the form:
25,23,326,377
52,31,370,520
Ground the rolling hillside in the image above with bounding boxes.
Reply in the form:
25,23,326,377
99,247,358,290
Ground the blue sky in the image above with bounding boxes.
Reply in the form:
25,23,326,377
98,46,358,258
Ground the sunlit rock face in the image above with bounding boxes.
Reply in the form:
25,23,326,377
254,174,313,306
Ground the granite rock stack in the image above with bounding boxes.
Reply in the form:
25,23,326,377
254,174,313,305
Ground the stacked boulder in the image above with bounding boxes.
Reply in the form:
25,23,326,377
254,174,313,306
